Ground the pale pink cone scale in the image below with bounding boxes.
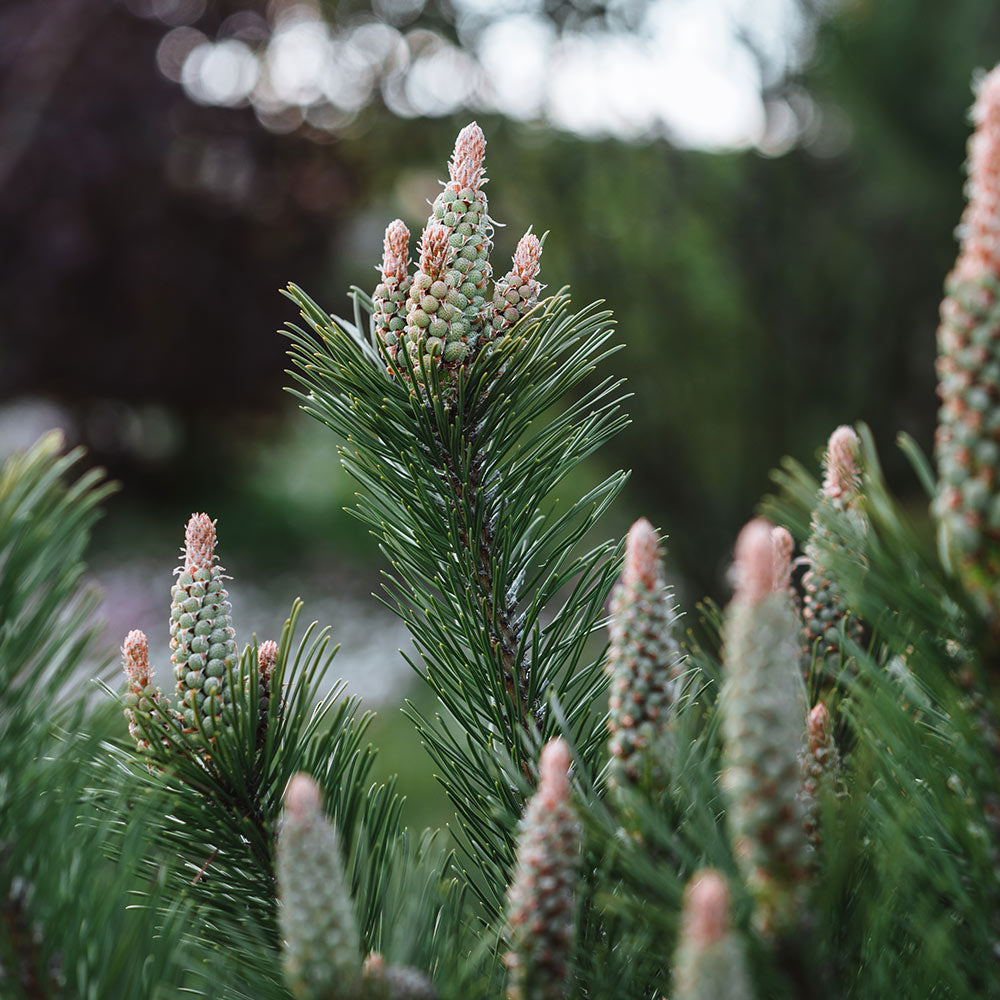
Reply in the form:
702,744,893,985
382,219,410,283
623,517,661,591
184,513,217,573
682,870,730,950
733,517,777,605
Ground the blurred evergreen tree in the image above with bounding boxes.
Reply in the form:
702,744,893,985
474,0,1000,593
0,0,341,488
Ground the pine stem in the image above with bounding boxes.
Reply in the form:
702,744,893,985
443,431,534,775
192,848,219,885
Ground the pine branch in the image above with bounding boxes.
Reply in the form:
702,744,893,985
0,432,115,725
105,598,402,961
762,427,1000,992
285,284,627,914
0,436,252,997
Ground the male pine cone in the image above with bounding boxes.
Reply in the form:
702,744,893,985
606,518,684,786
802,426,865,675
374,219,412,367
505,739,580,1000
672,870,753,1000
722,518,810,936
278,774,361,1000
399,123,493,381
403,223,471,372
374,123,545,398
935,64,1000,628
799,701,844,850
121,628,166,754
491,233,544,337
425,121,493,351
169,513,238,740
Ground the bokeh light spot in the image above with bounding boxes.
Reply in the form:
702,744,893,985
156,26,207,84
181,39,260,107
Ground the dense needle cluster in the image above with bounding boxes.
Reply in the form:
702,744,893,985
91,99,1000,998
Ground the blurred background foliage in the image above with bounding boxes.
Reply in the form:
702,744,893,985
2,0,999,814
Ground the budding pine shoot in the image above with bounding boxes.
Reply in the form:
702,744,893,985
400,124,493,381
606,518,685,786
372,122,544,401
935,65,1000,627
722,518,811,936
492,233,544,337
278,774,361,1000
802,426,865,674
771,525,796,602
505,739,581,1000
39,91,1000,1000
255,638,278,745
404,223,470,374
121,629,167,753
169,513,238,743
362,952,437,1000
430,121,493,345
257,638,277,690
374,219,412,367
799,701,844,850
672,870,754,1000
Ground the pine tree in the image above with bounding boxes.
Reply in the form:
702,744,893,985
4,71,1000,1000
284,119,626,925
